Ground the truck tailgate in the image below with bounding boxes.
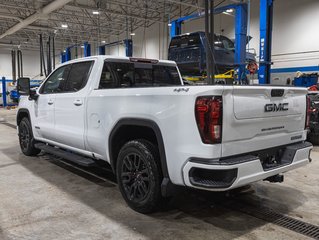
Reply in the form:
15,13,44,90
222,86,307,157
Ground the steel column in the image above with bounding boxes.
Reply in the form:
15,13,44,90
84,42,91,57
65,47,71,61
2,77,7,107
258,0,273,84
234,4,248,82
98,46,106,55
124,39,133,57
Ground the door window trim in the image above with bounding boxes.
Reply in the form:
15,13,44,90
39,60,94,94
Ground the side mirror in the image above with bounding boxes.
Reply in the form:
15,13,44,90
17,77,30,96
17,78,38,101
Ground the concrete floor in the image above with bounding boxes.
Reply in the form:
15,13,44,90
0,108,319,240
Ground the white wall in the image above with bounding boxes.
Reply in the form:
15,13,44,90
0,48,58,81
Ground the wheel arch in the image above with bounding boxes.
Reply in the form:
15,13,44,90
17,108,31,126
108,118,169,179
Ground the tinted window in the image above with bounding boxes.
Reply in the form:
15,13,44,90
169,37,180,48
41,65,70,94
99,63,116,89
187,34,201,46
65,61,93,92
112,62,134,88
105,62,181,88
220,36,234,50
153,65,181,85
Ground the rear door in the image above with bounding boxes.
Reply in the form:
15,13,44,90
221,86,307,157
53,61,93,150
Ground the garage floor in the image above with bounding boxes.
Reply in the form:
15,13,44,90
1,108,319,240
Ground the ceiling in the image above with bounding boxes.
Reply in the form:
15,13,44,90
0,0,208,52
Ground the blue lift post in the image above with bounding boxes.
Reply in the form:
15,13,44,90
60,42,92,63
169,3,248,82
258,0,273,84
84,42,91,57
98,39,133,57
2,77,7,107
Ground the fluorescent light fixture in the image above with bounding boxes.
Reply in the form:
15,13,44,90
101,40,106,44
92,10,100,15
130,32,135,36
61,24,68,28
226,9,233,13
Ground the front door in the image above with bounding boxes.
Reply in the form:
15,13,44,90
34,65,70,141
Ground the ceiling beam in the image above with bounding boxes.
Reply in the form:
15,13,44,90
0,0,73,39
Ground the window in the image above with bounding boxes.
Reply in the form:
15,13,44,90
220,36,235,51
64,61,93,92
111,62,134,88
99,63,117,89
153,66,181,85
99,62,181,88
41,65,70,94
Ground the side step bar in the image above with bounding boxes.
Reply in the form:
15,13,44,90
35,143,96,167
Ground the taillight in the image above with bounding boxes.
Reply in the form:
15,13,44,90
195,96,222,144
305,95,311,129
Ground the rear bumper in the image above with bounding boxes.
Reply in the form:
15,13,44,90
182,141,312,191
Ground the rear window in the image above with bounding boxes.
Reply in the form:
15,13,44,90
169,34,201,49
98,62,181,88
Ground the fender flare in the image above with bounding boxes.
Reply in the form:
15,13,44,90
108,118,169,179
17,108,31,125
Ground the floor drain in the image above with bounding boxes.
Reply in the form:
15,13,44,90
226,201,319,239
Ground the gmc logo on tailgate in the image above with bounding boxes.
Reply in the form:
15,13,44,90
264,103,289,112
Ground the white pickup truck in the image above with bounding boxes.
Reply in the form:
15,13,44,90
17,56,312,213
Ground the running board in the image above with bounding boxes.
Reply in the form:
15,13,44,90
35,143,96,167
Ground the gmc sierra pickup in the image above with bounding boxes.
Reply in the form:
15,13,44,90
17,56,312,213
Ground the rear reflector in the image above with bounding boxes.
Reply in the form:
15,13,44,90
195,96,223,144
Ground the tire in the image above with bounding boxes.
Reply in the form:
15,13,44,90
18,117,41,156
116,139,163,213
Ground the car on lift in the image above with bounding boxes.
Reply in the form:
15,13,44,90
168,31,256,76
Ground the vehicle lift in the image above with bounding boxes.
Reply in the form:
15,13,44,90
60,42,91,63
170,3,248,83
98,39,133,57
170,0,274,84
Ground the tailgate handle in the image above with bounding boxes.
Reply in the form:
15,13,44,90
271,89,284,97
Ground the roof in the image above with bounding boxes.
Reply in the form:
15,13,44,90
60,55,176,66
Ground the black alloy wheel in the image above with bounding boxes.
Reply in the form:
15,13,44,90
18,117,41,156
117,139,163,213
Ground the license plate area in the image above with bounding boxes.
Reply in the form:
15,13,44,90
255,146,295,171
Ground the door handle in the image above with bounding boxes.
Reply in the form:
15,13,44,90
73,99,83,106
48,99,54,105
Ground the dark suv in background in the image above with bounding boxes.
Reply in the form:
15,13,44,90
168,31,256,76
